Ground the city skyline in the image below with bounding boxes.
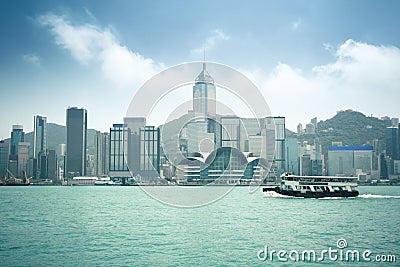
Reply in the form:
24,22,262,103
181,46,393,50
0,69,398,183
1,0,400,139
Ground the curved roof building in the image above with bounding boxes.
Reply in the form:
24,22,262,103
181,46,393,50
176,147,270,184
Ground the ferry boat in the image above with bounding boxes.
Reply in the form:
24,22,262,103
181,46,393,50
94,176,117,186
263,173,359,198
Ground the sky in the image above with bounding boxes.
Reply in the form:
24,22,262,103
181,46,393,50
1,0,399,139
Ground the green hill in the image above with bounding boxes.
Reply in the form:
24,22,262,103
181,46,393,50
298,110,390,155
4,123,99,156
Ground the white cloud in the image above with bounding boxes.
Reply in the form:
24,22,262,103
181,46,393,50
37,13,163,89
246,39,400,130
191,29,230,56
313,39,400,90
23,54,41,66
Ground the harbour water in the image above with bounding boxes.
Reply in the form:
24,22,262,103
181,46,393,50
1,186,399,266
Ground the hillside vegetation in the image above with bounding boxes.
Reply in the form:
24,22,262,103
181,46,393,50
298,110,390,155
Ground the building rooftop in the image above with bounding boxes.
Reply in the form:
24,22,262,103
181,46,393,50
329,146,373,151
12,125,23,130
195,63,214,84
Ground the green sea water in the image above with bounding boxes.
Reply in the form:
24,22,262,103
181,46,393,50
0,186,399,266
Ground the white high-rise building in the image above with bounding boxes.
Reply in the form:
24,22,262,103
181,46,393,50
192,63,216,116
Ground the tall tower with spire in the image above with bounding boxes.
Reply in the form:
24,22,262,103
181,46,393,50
192,63,216,116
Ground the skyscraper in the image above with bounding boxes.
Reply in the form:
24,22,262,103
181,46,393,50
379,153,389,179
37,149,58,181
328,146,373,176
40,152,48,179
46,150,57,180
139,126,160,178
123,117,146,178
285,137,299,174
60,144,66,178
220,116,242,149
300,154,312,176
33,115,47,179
33,115,47,159
109,124,130,179
123,117,146,135
66,107,87,177
10,125,24,159
385,126,399,160
0,140,9,178
95,131,109,177
266,117,285,173
193,63,216,116
241,118,265,157
17,142,30,178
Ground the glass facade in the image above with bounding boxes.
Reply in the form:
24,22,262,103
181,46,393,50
328,146,373,176
95,132,109,176
204,147,248,180
185,119,215,154
354,150,373,174
33,115,47,179
177,147,269,183
140,126,160,174
220,116,241,149
285,137,299,174
109,124,129,172
193,63,216,116
248,136,263,157
393,160,400,175
264,117,285,171
328,150,354,176
33,115,47,159
385,126,399,160
17,142,30,178
239,118,263,156
40,152,48,179
0,141,9,178
123,117,146,135
241,118,262,136
10,125,24,159
66,107,87,177
37,149,58,180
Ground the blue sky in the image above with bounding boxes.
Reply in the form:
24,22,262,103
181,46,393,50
1,0,399,139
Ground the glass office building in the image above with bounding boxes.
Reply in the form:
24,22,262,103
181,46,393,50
0,141,9,178
33,115,47,159
66,107,87,177
109,124,129,172
328,146,373,176
10,125,24,159
95,132,109,177
193,63,216,116
139,126,160,177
